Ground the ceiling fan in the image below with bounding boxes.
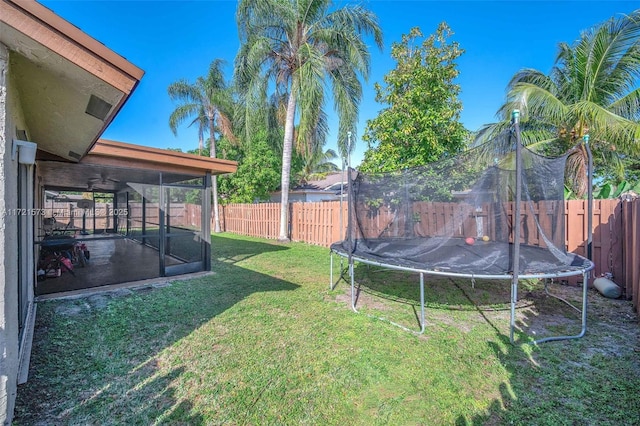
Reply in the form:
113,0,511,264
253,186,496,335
87,173,120,190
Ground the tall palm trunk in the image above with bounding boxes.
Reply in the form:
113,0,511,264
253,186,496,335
209,116,222,233
278,88,298,241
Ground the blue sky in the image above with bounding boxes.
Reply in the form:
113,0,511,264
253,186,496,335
41,0,638,166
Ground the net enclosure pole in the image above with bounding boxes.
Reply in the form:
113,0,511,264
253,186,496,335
345,131,356,307
330,145,347,290
510,110,523,344
585,134,593,263
331,132,352,290
346,131,354,282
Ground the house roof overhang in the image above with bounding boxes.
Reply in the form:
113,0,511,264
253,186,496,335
38,139,238,191
1,0,144,161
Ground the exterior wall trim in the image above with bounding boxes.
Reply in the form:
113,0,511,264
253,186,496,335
2,0,144,87
17,302,36,384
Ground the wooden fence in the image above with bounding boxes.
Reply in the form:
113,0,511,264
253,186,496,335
217,202,348,246
214,199,639,309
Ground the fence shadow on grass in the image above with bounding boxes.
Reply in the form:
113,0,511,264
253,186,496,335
14,235,298,424
212,233,290,265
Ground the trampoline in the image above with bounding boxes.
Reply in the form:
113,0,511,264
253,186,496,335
330,111,595,344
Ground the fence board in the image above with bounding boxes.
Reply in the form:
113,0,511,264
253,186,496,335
291,201,345,246
220,203,280,240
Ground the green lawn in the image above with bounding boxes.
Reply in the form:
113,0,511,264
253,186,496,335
15,233,640,425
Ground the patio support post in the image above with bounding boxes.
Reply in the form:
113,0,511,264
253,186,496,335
165,200,171,256
142,187,147,245
91,193,95,234
125,191,130,236
113,194,118,233
158,173,165,277
203,172,212,271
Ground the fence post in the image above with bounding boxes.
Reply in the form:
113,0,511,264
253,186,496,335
622,198,640,306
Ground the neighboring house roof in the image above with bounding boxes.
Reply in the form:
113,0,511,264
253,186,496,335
1,0,144,162
294,170,357,191
297,173,345,191
270,171,355,202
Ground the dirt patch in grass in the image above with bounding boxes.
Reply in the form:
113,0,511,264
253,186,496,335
333,271,639,352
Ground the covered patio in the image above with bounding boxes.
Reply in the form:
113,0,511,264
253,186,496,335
35,139,237,295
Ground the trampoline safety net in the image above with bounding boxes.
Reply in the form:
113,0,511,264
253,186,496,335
332,128,592,277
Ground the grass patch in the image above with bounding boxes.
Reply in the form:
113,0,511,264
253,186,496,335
15,233,640,425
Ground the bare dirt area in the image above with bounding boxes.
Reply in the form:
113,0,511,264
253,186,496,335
332,270,639,354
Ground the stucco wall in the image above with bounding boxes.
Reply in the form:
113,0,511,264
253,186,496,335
0,42,23,426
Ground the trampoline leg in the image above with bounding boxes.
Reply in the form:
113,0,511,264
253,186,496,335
345,263,426,335
350,262,358,313
534,271,589,344
419,273,425,334
510,278,517,345
581,271,588,336
330,252,334,290
329,252,349,290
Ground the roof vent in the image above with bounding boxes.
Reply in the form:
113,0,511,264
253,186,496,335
68,151,82,160
85,95,112,121
16,128,28,140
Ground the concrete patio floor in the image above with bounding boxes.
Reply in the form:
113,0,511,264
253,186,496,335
36,237,182,296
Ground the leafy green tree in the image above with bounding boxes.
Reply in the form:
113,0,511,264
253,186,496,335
360,24,467,173
476,10,640,196
235,0,383,241
218,132,282,203
168,59,236,233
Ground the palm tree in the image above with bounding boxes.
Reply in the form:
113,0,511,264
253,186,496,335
294,107,340,183
296,147,341,185
476,10,640,196
235,0,383,241
168,59,236,232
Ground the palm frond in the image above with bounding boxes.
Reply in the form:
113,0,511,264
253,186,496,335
168,60,237,150
168,103,200,135
608,87,640,120
505,82,570,125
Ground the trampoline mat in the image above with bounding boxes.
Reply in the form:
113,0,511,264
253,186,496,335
331,237,592,276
